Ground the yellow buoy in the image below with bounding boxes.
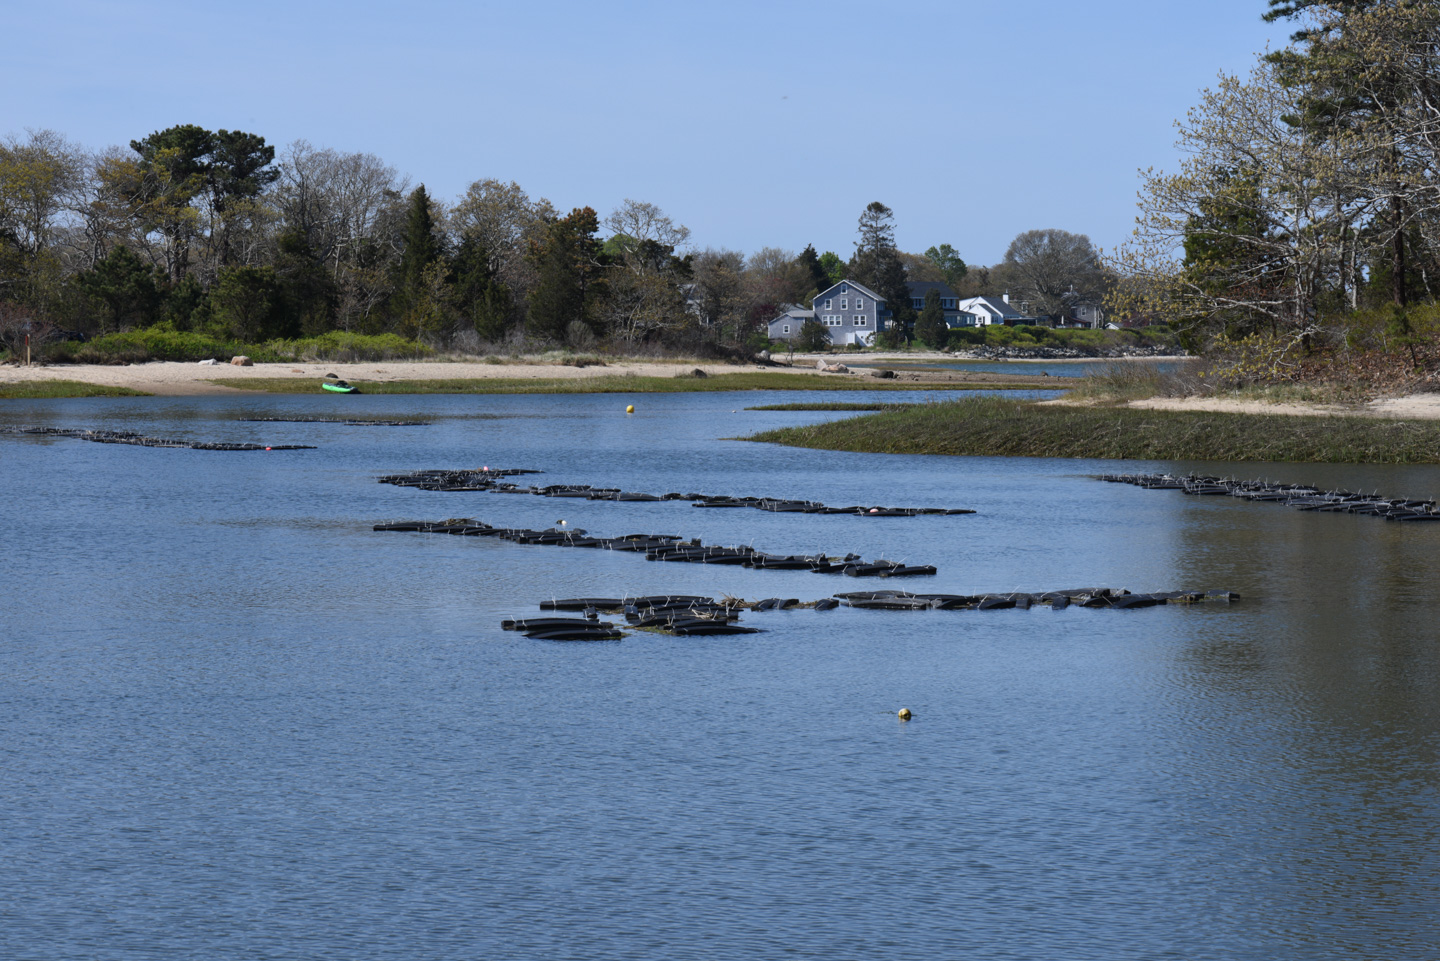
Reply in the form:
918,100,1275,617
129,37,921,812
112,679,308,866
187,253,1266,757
625,405,635,414
898,708,912,721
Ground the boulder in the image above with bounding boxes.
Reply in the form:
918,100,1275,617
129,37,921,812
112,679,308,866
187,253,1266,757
871,368,897,379
757,349,771,362
816,359,828,370
230,356,253,367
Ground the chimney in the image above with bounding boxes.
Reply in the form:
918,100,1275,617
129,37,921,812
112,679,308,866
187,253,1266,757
1002,291,1010,304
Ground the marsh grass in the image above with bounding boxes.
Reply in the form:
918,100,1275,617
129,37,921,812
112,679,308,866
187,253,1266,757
746,395,1440,464
0,381,151,399
210,373,1033,395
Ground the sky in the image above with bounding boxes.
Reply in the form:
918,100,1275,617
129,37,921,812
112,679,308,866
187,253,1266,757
3,0,1291,266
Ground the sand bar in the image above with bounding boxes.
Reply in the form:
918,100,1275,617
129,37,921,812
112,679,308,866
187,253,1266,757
0,354,1051,397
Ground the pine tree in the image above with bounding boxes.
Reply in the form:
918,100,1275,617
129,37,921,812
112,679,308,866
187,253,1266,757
915,288,948,348
527,207,602,342
453,234,512,342
396,184,442,316
1264,0,1414,306
797,244,828,297
74,246,162,332
852,201,914,340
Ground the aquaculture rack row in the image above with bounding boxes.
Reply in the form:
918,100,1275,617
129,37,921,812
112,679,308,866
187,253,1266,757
373,520,938,577
379,468,974,517
508,586,1242,641
2,426,315,451
1097,472,1440,522
238,417,428,426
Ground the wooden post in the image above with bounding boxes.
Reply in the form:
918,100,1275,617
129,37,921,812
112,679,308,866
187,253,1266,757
25,333,30,366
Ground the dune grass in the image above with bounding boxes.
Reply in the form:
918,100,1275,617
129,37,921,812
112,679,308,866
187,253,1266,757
745,395,1440,464
0,380,151,399
210,373,1039,395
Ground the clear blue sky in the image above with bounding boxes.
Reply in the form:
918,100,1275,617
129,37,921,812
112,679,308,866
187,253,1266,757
5,0,1289,265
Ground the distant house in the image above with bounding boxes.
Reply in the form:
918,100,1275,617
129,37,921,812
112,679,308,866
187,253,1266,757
904,281,964,328
806,279,884,346
1068,303,1103,328
953,294,1033,326
766,304,814,341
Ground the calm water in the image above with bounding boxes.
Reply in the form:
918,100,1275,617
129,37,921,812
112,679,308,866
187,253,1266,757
2,390,1438,961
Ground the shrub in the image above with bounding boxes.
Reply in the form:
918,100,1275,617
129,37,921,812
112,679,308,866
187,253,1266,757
37,327,434,365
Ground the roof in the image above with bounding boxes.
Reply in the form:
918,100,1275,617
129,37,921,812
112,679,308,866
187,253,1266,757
815,279,884,303
905,281,958,300
957,296,1024,317
770,304,814,323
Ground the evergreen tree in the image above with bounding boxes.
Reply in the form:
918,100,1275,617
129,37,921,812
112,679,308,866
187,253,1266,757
852,201,896,290
527,207,602,342
851,201,914,340
396,185,442,312
453,233,512,342
1263,0,1415,306
74,246,162,332
211,265,280,341
798,318,830,351
162,273,209,331
797,244,828,296
273,228,336,337
915,288,948,348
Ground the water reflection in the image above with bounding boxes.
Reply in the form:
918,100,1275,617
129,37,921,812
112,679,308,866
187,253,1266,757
1,392,1437,960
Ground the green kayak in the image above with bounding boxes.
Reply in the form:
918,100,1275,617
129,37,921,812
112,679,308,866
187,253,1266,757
322,381,357,393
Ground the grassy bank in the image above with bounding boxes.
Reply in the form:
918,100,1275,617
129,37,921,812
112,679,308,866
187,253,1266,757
745,395,1440,463
0,381,151,399
211,373,1040,395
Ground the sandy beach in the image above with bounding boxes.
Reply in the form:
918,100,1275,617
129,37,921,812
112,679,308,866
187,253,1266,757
8,353,1440,419
0,353,1053,396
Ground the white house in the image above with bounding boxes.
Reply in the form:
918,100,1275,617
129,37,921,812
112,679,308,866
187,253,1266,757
953,294,1031,326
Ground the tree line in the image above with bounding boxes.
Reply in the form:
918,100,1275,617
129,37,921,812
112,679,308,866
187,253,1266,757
1112,0,1440,367
0,124,1107,353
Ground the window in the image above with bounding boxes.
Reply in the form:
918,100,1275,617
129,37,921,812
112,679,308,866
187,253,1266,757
912,298,923,310
855,297,864,309
782,325,790,334
824,299,832,310
841,284,847,293
840,298,848,309
853,316,866,326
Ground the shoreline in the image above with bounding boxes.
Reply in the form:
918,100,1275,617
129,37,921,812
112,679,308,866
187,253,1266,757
7,355,1439,420
0,357,1054,397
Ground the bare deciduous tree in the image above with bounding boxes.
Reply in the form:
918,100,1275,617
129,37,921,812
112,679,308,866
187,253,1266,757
1002,228,1105,318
